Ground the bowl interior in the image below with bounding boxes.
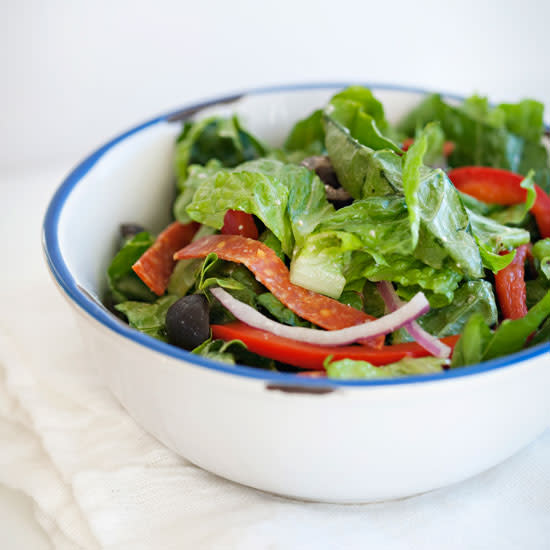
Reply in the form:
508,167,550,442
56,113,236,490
45,83,550,386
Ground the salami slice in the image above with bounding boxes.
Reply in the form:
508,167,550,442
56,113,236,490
174,234,384,347
133,221,199,295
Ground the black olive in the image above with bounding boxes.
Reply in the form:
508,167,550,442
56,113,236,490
166,295,210,350
300,155,340,188
120,223,146,240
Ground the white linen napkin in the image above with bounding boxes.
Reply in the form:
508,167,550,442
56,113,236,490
1,166,549,549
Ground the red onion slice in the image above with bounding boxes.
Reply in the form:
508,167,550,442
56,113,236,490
377,281,451,358
210,287,430,347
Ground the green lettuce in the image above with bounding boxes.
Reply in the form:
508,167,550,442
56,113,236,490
397,94,550,192
174,160,224,223
451,290,550,367
324,105,483,280
107,231,156,304
257,293,312,327
393,280,497,343
186,158,334,255
192,338,275,369
283,109,325,157
115,295,179,341
326,86,402,153
325,356,446,379
174,116,266,184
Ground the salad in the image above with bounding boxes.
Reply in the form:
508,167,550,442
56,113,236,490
104,86,550,379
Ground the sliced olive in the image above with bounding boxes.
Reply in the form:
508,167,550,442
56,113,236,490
166,294,210,350
301,155,339,188
301,156,352,208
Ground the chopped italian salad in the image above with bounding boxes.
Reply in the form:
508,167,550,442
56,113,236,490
104,86,550,379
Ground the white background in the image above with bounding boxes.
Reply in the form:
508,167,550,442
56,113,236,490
1,1,549,548
2,0,549,171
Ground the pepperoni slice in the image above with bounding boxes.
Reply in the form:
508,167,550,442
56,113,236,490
174,234,384,347
133,221,199,295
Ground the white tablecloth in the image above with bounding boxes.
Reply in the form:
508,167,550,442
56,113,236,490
1,165,549,549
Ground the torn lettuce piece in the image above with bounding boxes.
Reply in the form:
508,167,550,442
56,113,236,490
283,109,325,157
451,290,550,367
192,338,275,370
186,158,333,255
529,318,550,347
257,293,312,327
359,255,463,307
107,231,157,304
402,123,432,248
314,197,416,260
289,231,362,299
174,116,266,184
533,239,550,280
325,356,446,379
167,258,202,297
259,229,286,262
323,114,403,199
174,160,225,223
115,295,179,341
467,209,530,270
324,111,483,279
326,89,402,153
397,93,550,191
393,280,497,343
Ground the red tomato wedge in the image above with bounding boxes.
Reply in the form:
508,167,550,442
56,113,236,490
495,244,529,320
133,221,199,295
212,322,460,370
448,166,550,238
221,210,259,239
174,234,384,347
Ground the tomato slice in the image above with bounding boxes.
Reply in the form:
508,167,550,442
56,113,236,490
495,244,529,320
448,166,550,238
175,234,384,347
133,221,199,295
212,322,460,370
221,210,259,239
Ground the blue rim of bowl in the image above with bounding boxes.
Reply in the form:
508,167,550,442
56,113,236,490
43,82,550,388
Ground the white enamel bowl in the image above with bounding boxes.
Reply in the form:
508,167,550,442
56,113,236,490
43,84,550,503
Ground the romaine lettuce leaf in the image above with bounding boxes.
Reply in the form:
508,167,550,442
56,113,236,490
257,293,312,327
289,231,362,298
259,229,285,262
174,116,266,184
324,105,483,279
174,160,224,222
397,93,550,191
467,209,530,271
192,337,275,369
283,109,325,156
325,356,446,379
326,96,402,153
107,231,157,304
115,295,179,340
394,280,497,343
323,114,403,199
451,290,550,367
186,158,333,255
